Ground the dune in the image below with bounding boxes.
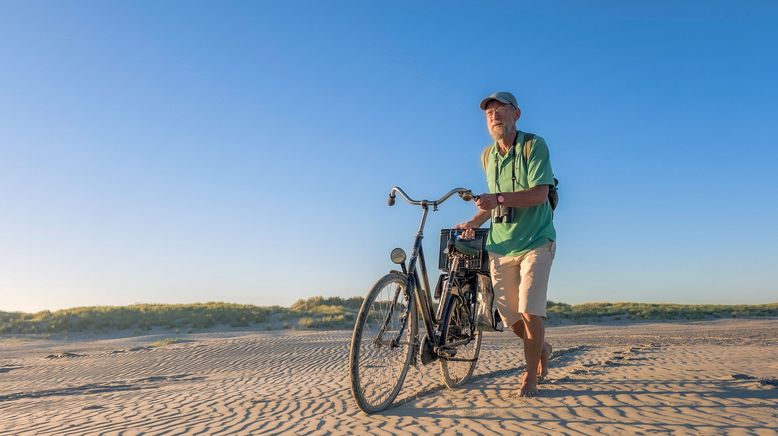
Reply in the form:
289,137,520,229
0,319,776,434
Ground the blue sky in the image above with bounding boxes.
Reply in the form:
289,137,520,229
1,1,776,312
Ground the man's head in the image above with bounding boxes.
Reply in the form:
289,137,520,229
480,91,521,141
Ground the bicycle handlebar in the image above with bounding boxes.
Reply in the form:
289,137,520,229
387,186,474,208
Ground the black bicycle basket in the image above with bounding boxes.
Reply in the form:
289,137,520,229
438,228,489,273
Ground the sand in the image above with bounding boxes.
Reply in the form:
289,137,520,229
1,319,776,435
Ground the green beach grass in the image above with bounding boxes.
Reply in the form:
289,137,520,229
1,297,776,335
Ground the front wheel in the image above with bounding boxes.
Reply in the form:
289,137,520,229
349,273,417,414
439,288,482,388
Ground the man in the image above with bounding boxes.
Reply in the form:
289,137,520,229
457,91,556,398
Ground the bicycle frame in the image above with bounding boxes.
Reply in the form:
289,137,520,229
406,202,438,343
386,186,474,354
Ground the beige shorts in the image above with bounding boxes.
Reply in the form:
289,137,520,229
489,240,556,327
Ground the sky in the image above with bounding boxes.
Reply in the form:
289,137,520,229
1,1,777,313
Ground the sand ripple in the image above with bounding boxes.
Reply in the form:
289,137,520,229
0,319,776,434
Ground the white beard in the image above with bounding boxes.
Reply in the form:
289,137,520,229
489,124,514,143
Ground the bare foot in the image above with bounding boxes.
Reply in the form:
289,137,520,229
513,372,539,398
537,342,553,381
518,383,538,398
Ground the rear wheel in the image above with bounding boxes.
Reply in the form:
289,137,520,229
439,287,482,388
349,273,417,413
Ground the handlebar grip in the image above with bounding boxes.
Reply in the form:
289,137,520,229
388,194,396,206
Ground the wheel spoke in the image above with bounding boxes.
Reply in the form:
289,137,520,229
439,290,482,388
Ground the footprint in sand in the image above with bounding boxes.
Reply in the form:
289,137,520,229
730,373,756,380
45,352,84,359
547,375,573,384
0,365,23,373
728,373,777,390
758,378,778,388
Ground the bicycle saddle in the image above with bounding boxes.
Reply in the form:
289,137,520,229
453,237,481,257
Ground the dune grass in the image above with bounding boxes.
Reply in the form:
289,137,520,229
1,297,776,335
0,302,279,335
546,301,778,322
0,297,364,335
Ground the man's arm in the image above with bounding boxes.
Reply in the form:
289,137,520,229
475,185,549,210
457,209,491,229
456,184,548,236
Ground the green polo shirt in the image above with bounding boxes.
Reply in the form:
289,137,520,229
484,131,556,257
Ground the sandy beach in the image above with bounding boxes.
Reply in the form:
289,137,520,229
1,318,776,435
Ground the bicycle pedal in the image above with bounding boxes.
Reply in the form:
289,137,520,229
437,346,457,359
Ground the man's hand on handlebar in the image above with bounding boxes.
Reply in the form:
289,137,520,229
475,193,499,211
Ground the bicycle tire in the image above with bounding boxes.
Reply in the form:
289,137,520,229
349,272,417,413
439,288,482,388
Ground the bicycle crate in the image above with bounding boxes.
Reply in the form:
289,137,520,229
438,228,490,273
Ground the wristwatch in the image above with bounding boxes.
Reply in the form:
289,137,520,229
496,193,505,205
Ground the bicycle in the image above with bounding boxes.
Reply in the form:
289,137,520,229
348,186,492,414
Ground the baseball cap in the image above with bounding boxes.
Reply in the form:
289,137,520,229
479,91,519,110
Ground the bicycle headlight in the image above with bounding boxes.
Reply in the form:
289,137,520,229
390,248,406,265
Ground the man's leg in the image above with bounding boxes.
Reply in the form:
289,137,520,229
519,313,544,397
510,320,552,379
509,319,525,338
489,253,522,333
539,342,553,379
492,248,554,396
516,241,555,397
